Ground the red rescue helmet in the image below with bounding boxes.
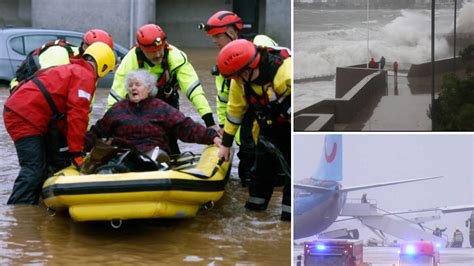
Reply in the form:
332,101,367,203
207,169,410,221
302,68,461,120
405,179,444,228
83,29,114,49
217,39,260,79
199,11,243,36
136,24,167,51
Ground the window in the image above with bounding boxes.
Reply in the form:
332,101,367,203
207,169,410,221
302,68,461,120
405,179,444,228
23,35,58,54
114,49,126,61
64,36,83,47
10,36,25,55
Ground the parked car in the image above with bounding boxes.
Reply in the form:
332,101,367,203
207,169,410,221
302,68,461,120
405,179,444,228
0,27,128,88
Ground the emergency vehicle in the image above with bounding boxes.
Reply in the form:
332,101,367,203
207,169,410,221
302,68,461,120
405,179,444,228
398,241,440,266
303,239,364,266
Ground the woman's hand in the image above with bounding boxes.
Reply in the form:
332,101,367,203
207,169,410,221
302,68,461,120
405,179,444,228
218,145,230,161
209,125,223,137
213,136,222,148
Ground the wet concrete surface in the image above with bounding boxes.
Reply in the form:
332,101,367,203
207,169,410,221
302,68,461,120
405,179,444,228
0,48,290,265
343,68,471,131
341,73,433,131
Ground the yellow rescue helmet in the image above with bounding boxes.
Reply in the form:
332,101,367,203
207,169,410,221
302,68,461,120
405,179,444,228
83,42,116,78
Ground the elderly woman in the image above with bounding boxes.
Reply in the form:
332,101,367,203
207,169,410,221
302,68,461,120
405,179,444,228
84,69,221,156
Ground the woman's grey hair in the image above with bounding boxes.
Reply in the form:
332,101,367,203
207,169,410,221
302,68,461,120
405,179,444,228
125,69,158,97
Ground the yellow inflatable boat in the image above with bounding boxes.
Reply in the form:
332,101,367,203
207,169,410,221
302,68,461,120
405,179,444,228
41,146,232,224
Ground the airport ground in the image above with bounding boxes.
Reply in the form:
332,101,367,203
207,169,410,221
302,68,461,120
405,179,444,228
294,244,474,265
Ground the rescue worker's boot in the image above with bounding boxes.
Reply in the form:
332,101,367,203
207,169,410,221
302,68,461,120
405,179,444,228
281,210,291,221
281,180,291,221
245,173,273,211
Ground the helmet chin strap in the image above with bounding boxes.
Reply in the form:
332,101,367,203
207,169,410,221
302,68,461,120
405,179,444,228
241,68,254,85
225,32,235,42
85,58,99,78
225,28,237,43
79,41,85,55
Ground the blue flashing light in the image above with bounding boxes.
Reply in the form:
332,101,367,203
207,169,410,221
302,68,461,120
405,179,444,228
405,245,416,255
316,244,327,251
435,243,441,248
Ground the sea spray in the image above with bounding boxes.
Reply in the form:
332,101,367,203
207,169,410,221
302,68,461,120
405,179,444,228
457,2,474,33
295,9,453,80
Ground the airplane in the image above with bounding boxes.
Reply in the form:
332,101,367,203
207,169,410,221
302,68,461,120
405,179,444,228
294,135,474,242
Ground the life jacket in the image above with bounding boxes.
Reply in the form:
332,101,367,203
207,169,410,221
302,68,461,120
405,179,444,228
10,67,51,95
135,46,179,99
15,39,75,83
244,47,291,127
211,64,231,94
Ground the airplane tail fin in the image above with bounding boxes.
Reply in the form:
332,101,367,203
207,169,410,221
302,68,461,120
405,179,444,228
312,135,342,181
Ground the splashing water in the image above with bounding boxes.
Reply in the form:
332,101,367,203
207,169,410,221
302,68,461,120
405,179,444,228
457,2,474,33
295,9,455,80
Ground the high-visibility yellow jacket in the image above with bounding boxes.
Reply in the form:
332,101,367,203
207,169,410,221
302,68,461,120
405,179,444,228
222,56,292,147
107,45,215,126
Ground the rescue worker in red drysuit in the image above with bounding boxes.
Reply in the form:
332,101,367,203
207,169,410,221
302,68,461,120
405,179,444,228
3,42,116,204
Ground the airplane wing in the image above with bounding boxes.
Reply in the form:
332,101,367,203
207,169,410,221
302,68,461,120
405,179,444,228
294,183,332,192
373,205,474,215
342,176,442,192
335,204,474,222
438,205,474,213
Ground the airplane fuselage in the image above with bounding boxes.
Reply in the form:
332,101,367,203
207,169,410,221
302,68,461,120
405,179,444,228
294,179,346,239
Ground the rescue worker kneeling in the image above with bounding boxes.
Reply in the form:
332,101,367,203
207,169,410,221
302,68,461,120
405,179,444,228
217,39,292,221
3,42,116,204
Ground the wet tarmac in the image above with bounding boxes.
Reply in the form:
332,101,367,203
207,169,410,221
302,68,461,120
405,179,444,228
294,245,474,265
0,48,290,265
339,72,434,131
357,74,432,131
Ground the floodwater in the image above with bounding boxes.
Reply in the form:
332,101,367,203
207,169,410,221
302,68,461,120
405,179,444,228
0,49,290,265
